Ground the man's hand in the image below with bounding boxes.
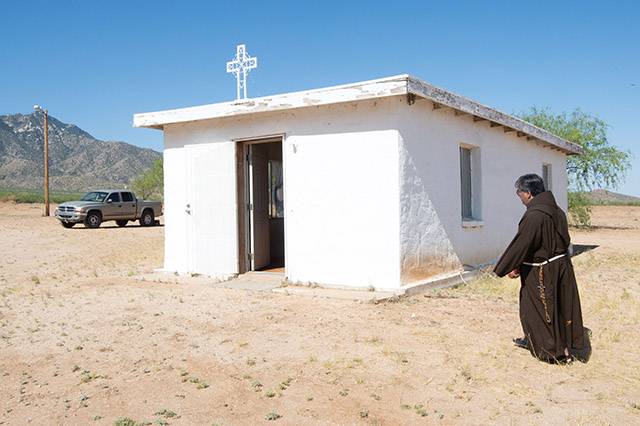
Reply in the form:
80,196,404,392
507,268,520,279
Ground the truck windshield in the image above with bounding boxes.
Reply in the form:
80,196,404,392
81,191,108,202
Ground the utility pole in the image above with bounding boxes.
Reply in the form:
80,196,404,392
33,105,50,216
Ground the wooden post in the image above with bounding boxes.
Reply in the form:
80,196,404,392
44,109,50,216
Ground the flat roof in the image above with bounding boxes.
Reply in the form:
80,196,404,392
133,74,582,155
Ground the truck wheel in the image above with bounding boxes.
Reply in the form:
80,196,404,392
139,210,154,227
61,221,75,229
84,212,102,229
116,220,128,227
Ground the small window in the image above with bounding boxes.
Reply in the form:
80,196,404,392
107,193,121,203
460,147,472,219
122,192,133,202
542,164,552,191
460,144,482,222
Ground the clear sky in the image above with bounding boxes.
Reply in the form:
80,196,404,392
2,0,638,196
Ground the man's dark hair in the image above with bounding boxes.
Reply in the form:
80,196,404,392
515,174,546,196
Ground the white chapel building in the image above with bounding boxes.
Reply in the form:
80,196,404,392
133,75,582,292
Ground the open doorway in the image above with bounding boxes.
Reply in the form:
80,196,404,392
236,138,285,274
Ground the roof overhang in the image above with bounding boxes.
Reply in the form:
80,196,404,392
133,74,583,155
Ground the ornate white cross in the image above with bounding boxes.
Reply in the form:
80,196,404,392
226,44,257,100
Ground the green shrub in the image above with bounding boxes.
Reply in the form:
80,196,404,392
0,189,86,204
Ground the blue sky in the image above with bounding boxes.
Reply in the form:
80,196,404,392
2,0,638,196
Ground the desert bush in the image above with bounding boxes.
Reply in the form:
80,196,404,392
0,189,85,204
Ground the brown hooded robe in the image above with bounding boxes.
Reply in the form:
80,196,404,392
494,191,584,362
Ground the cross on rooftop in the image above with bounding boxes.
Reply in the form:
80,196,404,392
226,44,257,100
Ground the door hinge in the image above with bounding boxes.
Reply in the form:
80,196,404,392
246,154,253,164
248,203,253,211
248,253,254,260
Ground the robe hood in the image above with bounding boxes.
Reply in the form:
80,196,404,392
527,190,558,216
527,191,571,250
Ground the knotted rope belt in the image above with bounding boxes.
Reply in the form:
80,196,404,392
522,254,567,324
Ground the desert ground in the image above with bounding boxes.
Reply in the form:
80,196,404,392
0,203,639,425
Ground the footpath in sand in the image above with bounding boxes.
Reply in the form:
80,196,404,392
0,203,639,425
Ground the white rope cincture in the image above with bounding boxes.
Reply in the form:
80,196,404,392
522,253,566,267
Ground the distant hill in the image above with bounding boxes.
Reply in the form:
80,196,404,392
585,189,640,204
0,112,161,191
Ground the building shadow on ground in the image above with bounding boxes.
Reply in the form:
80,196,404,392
571,244,599,257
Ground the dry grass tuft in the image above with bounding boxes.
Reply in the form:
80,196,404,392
457,268,519,300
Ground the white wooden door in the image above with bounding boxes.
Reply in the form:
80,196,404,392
249,144,270,270
185,143,238,275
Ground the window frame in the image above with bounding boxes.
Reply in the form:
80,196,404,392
542,163,552,191
459,143,483,227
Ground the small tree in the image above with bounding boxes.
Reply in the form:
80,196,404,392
517,106,631,226
130,158,163,201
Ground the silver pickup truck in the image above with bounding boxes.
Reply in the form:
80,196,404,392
54,190,163,229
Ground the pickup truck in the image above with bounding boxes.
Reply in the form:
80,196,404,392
54,190,163,229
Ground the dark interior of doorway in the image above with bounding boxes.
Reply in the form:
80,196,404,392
258,257,284,273
257,141,284,272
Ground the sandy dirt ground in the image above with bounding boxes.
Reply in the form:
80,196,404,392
0,203,639,425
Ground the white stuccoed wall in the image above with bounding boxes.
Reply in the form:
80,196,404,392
397,124,463,284
397,97,568,272
284,130,400,289
282,100,401,289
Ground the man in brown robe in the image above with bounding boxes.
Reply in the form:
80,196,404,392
494,174,584,363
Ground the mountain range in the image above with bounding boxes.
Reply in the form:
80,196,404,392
585,189,640,204
0,112,161,192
